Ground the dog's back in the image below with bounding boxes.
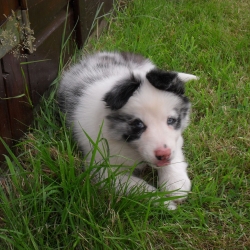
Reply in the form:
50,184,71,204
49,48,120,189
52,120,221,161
58,52,154,117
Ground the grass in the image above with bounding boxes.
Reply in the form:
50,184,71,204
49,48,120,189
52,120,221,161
0,0,250,248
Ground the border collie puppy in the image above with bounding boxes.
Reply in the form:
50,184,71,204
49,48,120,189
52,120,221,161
57,51,198,209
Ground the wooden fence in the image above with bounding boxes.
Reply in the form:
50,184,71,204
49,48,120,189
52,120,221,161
0,0,113,163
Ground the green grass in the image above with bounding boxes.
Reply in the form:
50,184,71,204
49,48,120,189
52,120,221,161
1,0,250,248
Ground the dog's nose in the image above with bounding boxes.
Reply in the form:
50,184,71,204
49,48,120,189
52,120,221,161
154,148,171,160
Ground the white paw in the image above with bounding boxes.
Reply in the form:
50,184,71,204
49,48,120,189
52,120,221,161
167,177,191,195
170,188,190,203
164,200,177,210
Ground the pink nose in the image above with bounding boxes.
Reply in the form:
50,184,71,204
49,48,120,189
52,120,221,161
154,148,171,161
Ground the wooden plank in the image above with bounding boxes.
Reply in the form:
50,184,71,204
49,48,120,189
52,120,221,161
0,0,19,25
1,52,33,140
72,0,113,48
26,0,68,37
0,0,114,165
0,59,13,162
19,0,28,9
27,8,75,106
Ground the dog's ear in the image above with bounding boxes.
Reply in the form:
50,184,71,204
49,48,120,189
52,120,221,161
146,69,198,95
103,74,141,110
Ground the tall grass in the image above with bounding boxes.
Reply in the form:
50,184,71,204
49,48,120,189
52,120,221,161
0,0,249,248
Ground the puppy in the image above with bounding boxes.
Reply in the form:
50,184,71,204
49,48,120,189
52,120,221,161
57,51,198,209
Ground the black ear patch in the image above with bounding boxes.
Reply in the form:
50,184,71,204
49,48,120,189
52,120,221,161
103,74,141,110
146,69,185,95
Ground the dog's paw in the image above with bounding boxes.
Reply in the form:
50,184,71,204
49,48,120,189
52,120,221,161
168,176,191,198
164,200,177,210
170,188,190,203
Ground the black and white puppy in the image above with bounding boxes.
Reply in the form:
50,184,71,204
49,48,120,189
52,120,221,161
57,51,198,209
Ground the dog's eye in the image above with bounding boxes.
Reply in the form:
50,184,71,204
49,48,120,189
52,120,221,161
167,117,177,125
130,119,145,129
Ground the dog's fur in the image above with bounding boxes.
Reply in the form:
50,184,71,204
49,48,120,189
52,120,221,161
57,51,198,209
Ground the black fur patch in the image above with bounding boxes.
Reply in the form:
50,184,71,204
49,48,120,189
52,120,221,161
72,86,85,97
96,55,123,68
120,52,147,64
173,115,182,130
146,69,185,95
171,105,190,130
106,113,147,142
57,85,84,114
103,74,141,110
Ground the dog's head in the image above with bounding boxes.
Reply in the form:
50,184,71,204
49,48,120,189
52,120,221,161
103,69,198,167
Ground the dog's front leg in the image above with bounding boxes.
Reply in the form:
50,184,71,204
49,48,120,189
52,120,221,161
116,173,179,210
157,161,191,206
116,174,157,193
98,168,157,193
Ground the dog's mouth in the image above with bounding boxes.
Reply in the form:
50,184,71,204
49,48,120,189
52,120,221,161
155,159,171,167
147,158,171,168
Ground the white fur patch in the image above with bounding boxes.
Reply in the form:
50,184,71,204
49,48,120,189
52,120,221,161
177,72,199,82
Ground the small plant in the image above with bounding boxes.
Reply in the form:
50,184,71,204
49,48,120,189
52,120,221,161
0,10,36,58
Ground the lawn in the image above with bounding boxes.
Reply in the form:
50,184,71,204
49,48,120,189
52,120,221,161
0,0,249,249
